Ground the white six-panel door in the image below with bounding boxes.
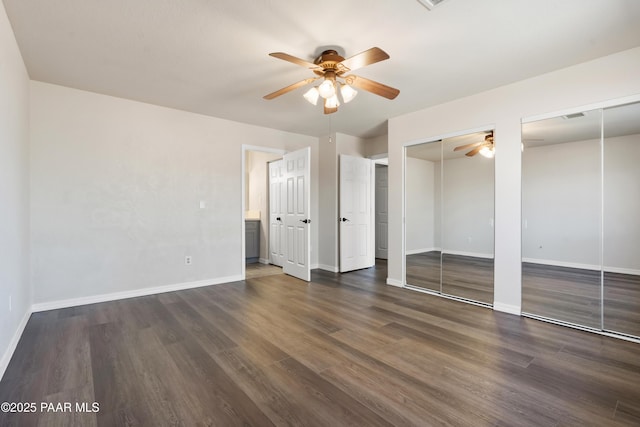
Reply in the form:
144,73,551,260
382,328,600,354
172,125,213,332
268,160,285,267
340,155,374,272
282,147,311,281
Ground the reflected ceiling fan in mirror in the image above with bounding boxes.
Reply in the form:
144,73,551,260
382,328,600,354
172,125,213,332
453,131,495,158
263,47,400,114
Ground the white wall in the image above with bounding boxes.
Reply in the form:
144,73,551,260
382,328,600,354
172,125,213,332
388,46,640,313
523,134,640,272
522,139,601,266
604,133,640,272
441,155,494,257
0,2,31,378
365,134,388,158
405,154,494,257
30,81,318,307
405,157,435,253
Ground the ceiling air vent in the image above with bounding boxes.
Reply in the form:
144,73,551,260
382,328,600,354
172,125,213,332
417,0,448,10
562,112,586,120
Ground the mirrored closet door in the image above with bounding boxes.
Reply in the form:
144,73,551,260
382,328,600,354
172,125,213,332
405,141,442,293
522,101,640,339
405,131,495,305
603,102,640,338
521,109,603,328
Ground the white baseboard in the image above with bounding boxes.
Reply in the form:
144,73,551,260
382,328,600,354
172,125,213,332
31,275,243,313
316,264,339,272
605,266,640,275
523,257,640,276
493,302,521,316
1,308,31,380
258,258,270,265
406,247,438,255
406,248,494,259
522,257,599,271
386,278,403,287
443,249,494,259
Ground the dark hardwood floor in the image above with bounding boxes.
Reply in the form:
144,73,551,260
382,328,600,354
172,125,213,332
406,252,494,304
406,252,640,338
2,261,640,426
523,263,640,337
245,262,283,279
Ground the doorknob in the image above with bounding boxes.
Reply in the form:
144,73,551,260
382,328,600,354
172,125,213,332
340,217,350,222
300,219,311,224
276,217,281,221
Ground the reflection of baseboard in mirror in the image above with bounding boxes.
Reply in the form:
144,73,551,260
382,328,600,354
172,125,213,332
522,257,640,276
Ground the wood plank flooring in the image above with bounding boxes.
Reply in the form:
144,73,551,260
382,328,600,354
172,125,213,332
523,263,640,337
2,261,640,426
407,252,639,337
406,252,494,304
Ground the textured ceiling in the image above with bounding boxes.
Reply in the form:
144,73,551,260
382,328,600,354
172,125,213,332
4,0,640,138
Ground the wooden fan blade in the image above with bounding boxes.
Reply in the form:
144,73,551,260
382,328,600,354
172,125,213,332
466,145,484,157
324,105,338,114
338,47,389,73
269,52,320,70
344,75,399,100
263,78,319,100
453,142,482,151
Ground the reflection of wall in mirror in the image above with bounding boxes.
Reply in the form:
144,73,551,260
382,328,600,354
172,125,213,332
406,157,436,254
405,155,494,258
522,134,640,273
440,156,494,258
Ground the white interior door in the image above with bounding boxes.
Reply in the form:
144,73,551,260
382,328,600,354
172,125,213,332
268,159,284,267
283,147,311,281
375,164,388,259
340,155,374,272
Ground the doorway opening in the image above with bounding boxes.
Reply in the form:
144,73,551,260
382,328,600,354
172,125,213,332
373,157,388,261
241,145,312,282
241,145,285,280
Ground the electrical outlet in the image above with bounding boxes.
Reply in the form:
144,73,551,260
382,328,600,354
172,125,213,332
185,256,192,265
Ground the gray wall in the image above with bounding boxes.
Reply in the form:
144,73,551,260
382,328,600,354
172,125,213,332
405,155,494,257
523,134,640,272
0,1,31,377
30,81,318,306
405,157,435,253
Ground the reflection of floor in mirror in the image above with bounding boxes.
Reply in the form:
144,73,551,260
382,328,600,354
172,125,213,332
405,251,494,305
246,262,283,279
522,263,640,338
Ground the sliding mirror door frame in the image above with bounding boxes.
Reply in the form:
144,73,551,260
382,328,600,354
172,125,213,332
521,94,640,342
403,125,496,308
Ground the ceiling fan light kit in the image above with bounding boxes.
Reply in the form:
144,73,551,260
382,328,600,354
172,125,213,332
453,131,496,158
479,145,495,158
303,86,320,105
264,47,399,114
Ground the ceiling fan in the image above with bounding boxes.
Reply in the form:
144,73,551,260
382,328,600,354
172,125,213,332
453,131,495,158
263,47,400,114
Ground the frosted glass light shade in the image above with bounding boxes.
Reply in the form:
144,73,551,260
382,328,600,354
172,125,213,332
480,146,495,158
318,79,336,99
340,84,358,103
325,94,340,109
303,87,320,105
